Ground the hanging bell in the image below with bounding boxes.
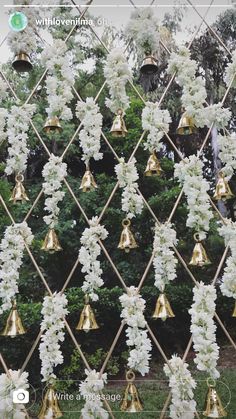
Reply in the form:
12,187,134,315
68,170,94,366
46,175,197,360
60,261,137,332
203,379,227,418
189,233,211,267
38,386,63,419
43,116,62,134
152,293,175,321
41,228,62,252
9,174,30,203
232,300,236,317
177,111,196,135
144,152,163,176
120,370,143,412
118,219,138,253
1,300,26,337
76,295,99,333
140,55,158,75
110,109,128,137
12,52,32,73
213,171,234,201
79,165,98,192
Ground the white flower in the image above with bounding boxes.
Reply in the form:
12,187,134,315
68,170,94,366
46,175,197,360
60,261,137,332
39,292,68,382
0,222,33,314
0,108,7,142
142,103,171,153
0,79,8,103
217,132,236,179
218,220,236,299
79,217,108,302
79,369,108,419
225,51,236,88
42,154,67,228
115,158,143,219
0,369,29,419
76,98,103,164
189,283,220,379
104,48,132,113
164,355,196,419
174,155,213,240
153,222,178,293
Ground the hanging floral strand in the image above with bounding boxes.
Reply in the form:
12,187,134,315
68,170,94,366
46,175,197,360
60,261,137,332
79,369,109,419
225,51,236,88
0,370,30,418
217,132,236,179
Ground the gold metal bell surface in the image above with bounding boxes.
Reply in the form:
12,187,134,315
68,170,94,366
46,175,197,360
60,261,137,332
140,55,158,75
76,296,99,332
38,386,63,419
144,152,163,176
189,234,211,267
9,174,30,203
43,116,62,134
79,167,98,192
118,219,138,253
120,370,143,412
213,172,234,201
177,111,196,135
110,109,128,137
12,52,32,73
41,228,62,252
1,300,26,337
232,300,236,317
203,382,227,418
152,293,175,321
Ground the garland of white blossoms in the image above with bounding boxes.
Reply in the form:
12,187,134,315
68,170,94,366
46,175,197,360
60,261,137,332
189,282,220,379
225,50,236,89
0,222,33,315
153,222,178,293
41,39,74,121
167,46,231,129
76,98,103,165
103,48,132,114
218,220,236,300
0,108,7,143
79,369,108,419
39,292,68,383
142,103,171,153
163,355,196,419
120,286,152,376
0,370,29,419
217,132,236,179
5,104,36,176
42,154,67,229
79,217,108,302
115,158,143,219
174,155,213,241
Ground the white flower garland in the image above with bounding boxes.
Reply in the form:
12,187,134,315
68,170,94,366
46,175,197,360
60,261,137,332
218,220,236,299
225,50,236,88
153,222,178,293
79,369,108,419
174,155,213,241
42,154,67,229
126,8,160,56
103,48,132,114
41,39,74,121
120,286,152,376
0,79,8,103
39,292,68,383
0,222,33,315
0,369,29,419
189,282,220,379
142,103,171,153
0,108,7,143
5,104,36,176
79,216,108,302
217,132,236,179
115,158,143,219
163,355,196,419
76,97,103,165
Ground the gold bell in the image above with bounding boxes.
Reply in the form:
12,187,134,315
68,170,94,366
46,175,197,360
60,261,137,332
79,165,98,192
110,109,128,137
189,233,211,267
120,370,143,412
118,219,138,253
213,171,234,201
144,152,163,176
43,116,62,134
41,228,62,252
203,379,227,418
177,111,196,135
38,386,63,419
140,55,158,75
152,293,175,321
232,300,236,317
76,295,99,333
9,174,30,203
1,300,26,337
12,52,32,73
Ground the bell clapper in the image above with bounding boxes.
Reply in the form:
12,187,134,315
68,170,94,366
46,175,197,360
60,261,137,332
120,370,143,412
9,173,30,204
189,233,211,267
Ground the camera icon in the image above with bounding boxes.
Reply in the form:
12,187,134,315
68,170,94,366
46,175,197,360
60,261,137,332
13,389,29,404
